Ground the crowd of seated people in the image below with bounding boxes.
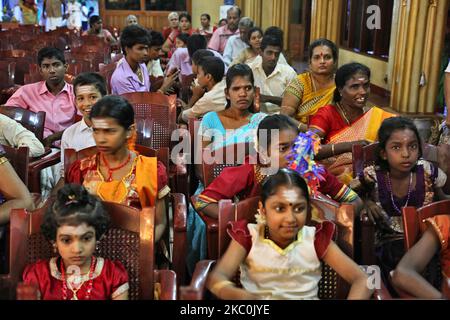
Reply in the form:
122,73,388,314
0,5,449,301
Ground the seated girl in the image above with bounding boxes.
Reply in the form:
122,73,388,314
392,214,449,299
23,184,129,300
354,117,447,287
195,114,362,219
207,169,372,300
66,96,170,243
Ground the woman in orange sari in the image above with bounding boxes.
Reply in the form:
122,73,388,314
309,63,396,184
281,38,337,125
67,96,170,242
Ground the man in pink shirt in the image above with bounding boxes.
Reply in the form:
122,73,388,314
6,47,77,147
208,6,241,55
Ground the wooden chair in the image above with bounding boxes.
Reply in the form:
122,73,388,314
0,105,59,193
180,196,390,299
121,92,188,200
188,117,202,196
201,142,257,188
352,142,439,265
394,201,450,298
0,61,16,104
191,142,257,259
0,105,45,142
98,61,117,94
179,73,196,103
63,145,189,286
120,92,177,150
1,145,29,186
0,201,177,300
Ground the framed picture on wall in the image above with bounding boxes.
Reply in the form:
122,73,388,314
105,0,141,10
145,0,187,11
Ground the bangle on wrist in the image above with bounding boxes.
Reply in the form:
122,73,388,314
331,144,335,156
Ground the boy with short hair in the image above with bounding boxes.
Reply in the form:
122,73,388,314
180,56,226,123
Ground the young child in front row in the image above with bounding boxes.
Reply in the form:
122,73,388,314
23,184,129,300
392,214,449,299
354,117,448,287
207,169,373,300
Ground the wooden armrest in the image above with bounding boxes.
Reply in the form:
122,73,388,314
28,151,61,171
0,274,13,300
172,193,187,232
171,192,188,286
373,281,393,300
29,147,52,161
154,269,177,300
179,260,216,300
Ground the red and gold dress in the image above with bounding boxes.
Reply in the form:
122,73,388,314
23,257,129,300
67,152,170,208
195,156,358,212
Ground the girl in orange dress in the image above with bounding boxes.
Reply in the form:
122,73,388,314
66,95,170,243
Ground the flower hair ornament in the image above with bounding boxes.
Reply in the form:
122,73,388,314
286,131,325,197
254,208,266,225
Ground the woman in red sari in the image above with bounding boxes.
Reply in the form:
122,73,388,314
309,63,396,184
23,184,129,300
66,96,169,243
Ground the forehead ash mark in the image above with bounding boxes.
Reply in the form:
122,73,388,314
281,189,299,204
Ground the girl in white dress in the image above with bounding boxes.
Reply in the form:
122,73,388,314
207,168,373,300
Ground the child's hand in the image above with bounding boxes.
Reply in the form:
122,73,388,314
192,85,206,98
361,200,388,226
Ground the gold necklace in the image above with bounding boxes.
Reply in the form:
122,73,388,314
336,102,351,125
67,280,84,300
311,73,334,92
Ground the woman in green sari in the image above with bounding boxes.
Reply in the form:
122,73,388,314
281,38,337,125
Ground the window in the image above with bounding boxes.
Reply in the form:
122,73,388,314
105,0,140,10
145,0,187,11
341,0,393,60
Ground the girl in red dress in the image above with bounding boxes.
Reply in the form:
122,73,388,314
22,184,129,300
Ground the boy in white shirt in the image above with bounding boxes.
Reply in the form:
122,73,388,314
54,72,106,191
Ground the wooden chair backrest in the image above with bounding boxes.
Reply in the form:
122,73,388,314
0,105,46,142
7,201,155,299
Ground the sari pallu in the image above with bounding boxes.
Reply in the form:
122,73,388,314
320,106,396,185
284,72,335,124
